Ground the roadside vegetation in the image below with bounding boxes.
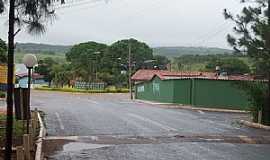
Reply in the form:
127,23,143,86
224,0,270,125
172,54,251,74
0,115,24,137
34,39,169,88
35,86,129,93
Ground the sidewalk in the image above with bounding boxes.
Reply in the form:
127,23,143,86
135,99,249,114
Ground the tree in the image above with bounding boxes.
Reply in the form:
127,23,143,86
108,39,153,71
224,0,270,124
153,55,170,70
0,38,7,63
35,57,57,86
1,0,65,158
205,58,250,75
66,41,108,82
51,63,72,88
66,39,154,87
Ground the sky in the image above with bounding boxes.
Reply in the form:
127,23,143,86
0,0,244,49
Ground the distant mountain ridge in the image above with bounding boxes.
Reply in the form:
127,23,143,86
15,43,72,54
153,46,233,58
15,42,233,57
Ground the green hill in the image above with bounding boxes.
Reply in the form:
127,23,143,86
14,43,69,63
14,43,233,61
15,42,71,54
153,47,233,58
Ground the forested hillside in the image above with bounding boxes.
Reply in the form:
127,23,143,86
153,47,233,58
15,43,71,54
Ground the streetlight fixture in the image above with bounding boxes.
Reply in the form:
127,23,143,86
22,54,37,134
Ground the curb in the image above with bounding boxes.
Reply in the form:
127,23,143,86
239,120,270,130
135,99,249,114
35,111,46,160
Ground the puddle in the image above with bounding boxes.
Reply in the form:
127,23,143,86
63,142,111,152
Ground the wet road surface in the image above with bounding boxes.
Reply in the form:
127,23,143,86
31,90,270,160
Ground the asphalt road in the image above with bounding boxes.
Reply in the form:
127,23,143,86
31,90,270,160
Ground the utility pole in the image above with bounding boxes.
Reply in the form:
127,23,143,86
26,68,31,134
128,39,133,100
5,0,15,159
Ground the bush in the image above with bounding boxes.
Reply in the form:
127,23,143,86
235,81,268,123
0,91,5,98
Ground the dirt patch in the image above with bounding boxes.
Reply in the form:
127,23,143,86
0,137,24,159
0,136,23,148
0,151,17,160
43,139,74,157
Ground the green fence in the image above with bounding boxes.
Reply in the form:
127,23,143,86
136,76,174,103
135,77,250,110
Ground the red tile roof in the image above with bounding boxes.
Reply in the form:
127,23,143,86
131,69,254,81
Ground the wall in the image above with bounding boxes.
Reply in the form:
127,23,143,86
136,76,174,103
135,78,250,110
173,79,192,105
193,79,249,110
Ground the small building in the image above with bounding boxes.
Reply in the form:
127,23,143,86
132,69,254,110
16,73,47,88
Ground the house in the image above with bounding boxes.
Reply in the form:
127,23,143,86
16,73,47,88
132,69,254,110
15,63,48,88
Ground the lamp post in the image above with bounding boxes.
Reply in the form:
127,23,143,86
22,54,37,134
93,51,101,81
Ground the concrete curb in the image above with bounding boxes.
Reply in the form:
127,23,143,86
135,99,249,114
35,111,46,160
239,120,270,130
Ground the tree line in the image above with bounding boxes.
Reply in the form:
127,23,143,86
35,39,170,87
173,54,251,75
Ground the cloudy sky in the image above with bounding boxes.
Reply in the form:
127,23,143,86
0,0,244,48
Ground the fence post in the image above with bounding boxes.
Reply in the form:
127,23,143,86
31,119,37,137
258,110,263,124
16,146,24,160
23,134,31,160
29,132,34,151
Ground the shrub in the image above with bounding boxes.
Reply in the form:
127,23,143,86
0,91,5,98
235,81,268,123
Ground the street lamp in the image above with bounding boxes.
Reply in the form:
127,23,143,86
86,49,100,82
93,51,101,81
23,54,37,134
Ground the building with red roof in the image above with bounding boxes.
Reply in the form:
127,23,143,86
132,69,255,110
132,69,254,82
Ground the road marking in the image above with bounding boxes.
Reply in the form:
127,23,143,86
128,113,178,132
198,110,205,114
55,112,65,130
119,101,134,104
88,99,99,104
46,136,79,140
90,136,99,141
